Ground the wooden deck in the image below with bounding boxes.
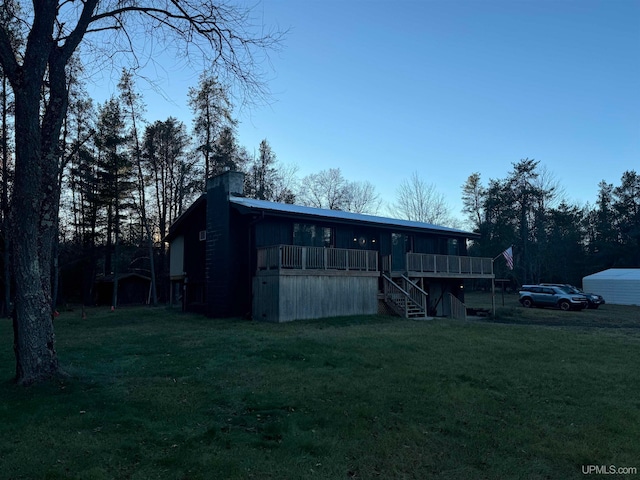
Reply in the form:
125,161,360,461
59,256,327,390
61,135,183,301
256,245,494,278
253,245,493,321
257,245,378,273
384,253,494,279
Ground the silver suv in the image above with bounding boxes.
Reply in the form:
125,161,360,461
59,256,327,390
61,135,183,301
540,283,605,309
519,285,588,311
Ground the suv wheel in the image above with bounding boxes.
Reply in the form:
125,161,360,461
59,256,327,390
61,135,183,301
522,298,533,308
559,300,571,311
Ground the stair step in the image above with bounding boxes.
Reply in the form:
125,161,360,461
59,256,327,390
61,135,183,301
382,274,427,320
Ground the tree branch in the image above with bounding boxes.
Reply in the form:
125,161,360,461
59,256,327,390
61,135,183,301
0,26,20,83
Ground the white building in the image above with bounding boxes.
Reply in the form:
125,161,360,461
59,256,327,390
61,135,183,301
582,269,640,306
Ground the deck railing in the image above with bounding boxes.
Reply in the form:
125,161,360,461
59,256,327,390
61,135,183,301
405,253,493,276
257,245,378,272
259,247,492,276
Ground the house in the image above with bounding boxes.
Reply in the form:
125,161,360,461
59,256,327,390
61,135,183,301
166,171,494,322
583,269,640,306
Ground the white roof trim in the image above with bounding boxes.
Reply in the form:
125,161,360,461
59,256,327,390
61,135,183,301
230,196,474,236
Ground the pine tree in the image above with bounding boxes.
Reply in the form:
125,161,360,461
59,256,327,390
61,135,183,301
94,98,134,308
0,0,282,385
211,125,243,175
143,117,197,299
188,74,235,183
247,139,277,200
117,69,158,305
613,170,640,265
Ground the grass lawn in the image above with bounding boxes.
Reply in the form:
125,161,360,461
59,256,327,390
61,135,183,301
1,296,639,479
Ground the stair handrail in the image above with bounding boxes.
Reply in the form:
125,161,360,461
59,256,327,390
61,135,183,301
400,274,428,312
381,274,410,318
400,274,428,296
382,274,426,318
381,274,411,297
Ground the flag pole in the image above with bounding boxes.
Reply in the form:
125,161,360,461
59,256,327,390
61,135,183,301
492,246,513,317
491,258,496,317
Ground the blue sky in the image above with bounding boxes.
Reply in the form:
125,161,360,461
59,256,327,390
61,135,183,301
99,0,640,221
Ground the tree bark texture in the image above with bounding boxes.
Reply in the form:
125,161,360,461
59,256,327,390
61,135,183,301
3,2,76,384
11,84,60,384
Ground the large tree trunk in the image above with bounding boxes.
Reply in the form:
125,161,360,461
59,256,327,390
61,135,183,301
11,85,60,385
9,17,70,384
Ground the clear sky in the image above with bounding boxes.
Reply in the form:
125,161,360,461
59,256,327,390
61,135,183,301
95,0,640,221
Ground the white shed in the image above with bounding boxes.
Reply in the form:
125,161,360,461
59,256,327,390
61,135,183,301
582,269,640,306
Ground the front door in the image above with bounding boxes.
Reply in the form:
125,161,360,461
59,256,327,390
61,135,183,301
392,233,407,271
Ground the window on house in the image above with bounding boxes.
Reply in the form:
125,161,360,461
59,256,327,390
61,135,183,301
293,223,333,247
447,238,458,255
199,230,206,241
322,227,334,247
392,233,413,252
293,224,314,246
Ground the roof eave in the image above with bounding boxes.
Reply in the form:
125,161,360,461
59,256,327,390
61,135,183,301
231,197,477,239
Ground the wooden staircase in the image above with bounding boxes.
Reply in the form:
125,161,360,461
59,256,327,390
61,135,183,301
381,274,429,319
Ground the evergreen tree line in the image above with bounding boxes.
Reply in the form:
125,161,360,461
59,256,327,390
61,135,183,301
0,67,298,309
1,68,637,308
462,158,640,288
0,60,386,309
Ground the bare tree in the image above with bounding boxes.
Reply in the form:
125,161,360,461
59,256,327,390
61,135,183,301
298,168,348,210
297,168,381,214
271,162,299,204
532,164,565,210
0,1,282,385
344,181,381,215
392,171,453,225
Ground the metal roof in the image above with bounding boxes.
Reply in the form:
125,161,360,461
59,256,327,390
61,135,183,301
583,268,640,281
230,196,477,237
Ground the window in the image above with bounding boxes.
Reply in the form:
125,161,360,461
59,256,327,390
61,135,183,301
199,230,206,241
392,233,413,252
293,223,333,247
322,227,333,247
447,238,458,256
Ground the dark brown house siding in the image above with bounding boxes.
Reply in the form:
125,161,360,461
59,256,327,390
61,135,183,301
167,171,488,321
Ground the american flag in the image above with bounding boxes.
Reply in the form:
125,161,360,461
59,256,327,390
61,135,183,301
502,246,514,270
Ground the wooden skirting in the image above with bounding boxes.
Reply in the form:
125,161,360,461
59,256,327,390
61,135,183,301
253,273,378,322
